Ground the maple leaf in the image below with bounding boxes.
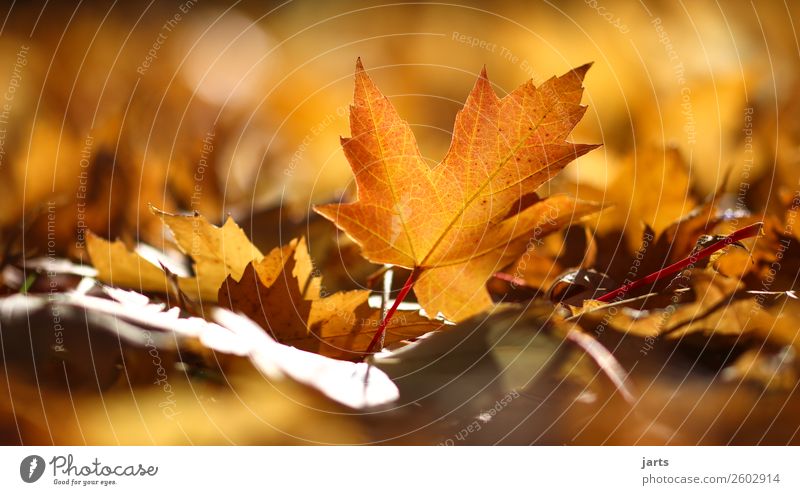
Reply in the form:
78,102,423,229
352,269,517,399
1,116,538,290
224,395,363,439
88,212,437,359
87,209,264,303
315,59,601,321
86,232,170,293
218,237,440,359
151,206,263,302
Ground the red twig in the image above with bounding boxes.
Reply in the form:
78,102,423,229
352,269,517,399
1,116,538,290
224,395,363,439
365,267,420,354
596,222,762,303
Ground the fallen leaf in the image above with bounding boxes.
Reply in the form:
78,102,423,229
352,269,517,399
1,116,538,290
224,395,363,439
587,146,697,251
211,308,400,409
315,60,601,321
573,269,800,352
151,206,263,302
372,301,634,420
0,287,400,410
86,232,170,293
721,347,798,391
87,208,262,302
219,237,440,358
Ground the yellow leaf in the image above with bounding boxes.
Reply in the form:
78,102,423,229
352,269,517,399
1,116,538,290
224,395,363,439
151,206,263,302
86,232,168,293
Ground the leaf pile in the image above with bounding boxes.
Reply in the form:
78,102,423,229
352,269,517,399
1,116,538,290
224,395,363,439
3,56,800,447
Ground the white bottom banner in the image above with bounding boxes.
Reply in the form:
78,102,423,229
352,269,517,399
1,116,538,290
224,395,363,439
0,446,796,493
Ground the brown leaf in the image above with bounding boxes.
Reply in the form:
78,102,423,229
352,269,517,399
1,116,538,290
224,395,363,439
722,347,798,391
578,146,698,252
573,270,800,350
219,238,440,359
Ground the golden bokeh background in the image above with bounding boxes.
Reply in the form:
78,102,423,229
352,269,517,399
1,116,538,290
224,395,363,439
0,0,796,252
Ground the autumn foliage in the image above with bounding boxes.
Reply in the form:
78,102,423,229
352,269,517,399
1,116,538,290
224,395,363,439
3,1,800,447
316,60,601,322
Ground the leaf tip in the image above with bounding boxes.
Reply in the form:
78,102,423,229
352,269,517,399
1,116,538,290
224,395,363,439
571,62,593,81
467,65,495,101
353,58,381,100
312,203,333,220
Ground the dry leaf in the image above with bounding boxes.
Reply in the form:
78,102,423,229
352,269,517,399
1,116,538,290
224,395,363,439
315,59,601,321
151,206,263,302
88,214,439,358
721,347,798,391
87,208,261,302
219,237,440,359
86,232,170,293
573,270,800,351
586,146,697,251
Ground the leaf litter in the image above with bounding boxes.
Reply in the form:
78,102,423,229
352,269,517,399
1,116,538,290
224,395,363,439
3,59,800,446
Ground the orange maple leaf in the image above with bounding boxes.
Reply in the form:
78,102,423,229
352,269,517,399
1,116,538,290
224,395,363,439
315,59,601,321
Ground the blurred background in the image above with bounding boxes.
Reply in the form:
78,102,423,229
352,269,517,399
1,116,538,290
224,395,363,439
0,0,796,258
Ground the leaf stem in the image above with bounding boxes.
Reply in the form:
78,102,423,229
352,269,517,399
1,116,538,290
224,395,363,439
565,328,636,404
379,265,394,350
595,222,762,303
365,267,420,355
